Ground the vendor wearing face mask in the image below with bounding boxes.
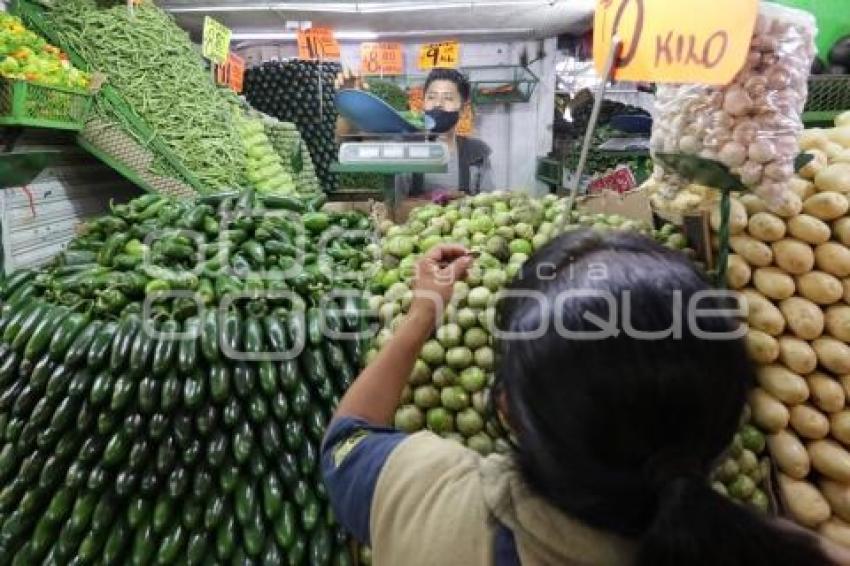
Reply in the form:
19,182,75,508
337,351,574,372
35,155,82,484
412,68,493,195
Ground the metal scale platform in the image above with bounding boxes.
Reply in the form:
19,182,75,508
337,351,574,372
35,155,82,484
331,89,448,218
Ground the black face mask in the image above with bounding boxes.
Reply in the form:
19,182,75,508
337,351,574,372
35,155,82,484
425,109,460,133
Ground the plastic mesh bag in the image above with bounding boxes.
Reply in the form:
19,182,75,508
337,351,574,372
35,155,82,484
650,3,817,211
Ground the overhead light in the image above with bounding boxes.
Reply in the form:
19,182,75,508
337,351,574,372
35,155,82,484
336,31,379,40
166,1,562,14
231,30,379,41
231,28,533,42
231,32,297,41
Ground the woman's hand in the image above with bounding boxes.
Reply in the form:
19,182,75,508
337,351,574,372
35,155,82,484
331,244,472,426
410,244,474,324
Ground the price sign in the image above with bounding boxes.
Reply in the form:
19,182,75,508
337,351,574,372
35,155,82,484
202,16,231,65
418,41,460,70
360,42,404,75
227,53,245,93
297,28,341,60
593,0,758,84
588,166,638,194
213,53,246,93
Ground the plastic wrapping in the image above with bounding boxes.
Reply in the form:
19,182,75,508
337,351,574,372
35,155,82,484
650,3,817,209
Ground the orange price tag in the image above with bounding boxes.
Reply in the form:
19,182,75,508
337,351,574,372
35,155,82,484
228,53,245,93
360,42,404,75
297,28,340,60
418,41,460,70
593,0,758,85
213,53,246,93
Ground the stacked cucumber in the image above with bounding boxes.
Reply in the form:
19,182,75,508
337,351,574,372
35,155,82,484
0,191,375,564
244,60,341,193
263,118,323,196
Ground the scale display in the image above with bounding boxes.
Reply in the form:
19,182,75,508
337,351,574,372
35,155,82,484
339,141,449,166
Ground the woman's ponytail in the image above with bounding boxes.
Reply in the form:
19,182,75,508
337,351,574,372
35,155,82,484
636,477,831,566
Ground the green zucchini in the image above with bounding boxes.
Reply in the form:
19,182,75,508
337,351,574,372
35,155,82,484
64,320,101,367
87,322,118,370
11,302,51,352
178,317,200,373
200,308,220,363
110,315,141,373
151,319,179,376
48,311,89,362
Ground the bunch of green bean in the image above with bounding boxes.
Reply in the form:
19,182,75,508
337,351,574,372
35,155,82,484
43,0,246,192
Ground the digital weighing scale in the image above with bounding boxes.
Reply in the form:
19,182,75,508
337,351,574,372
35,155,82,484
332,89,449,218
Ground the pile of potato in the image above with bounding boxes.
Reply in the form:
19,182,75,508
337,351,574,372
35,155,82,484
719,119,850,547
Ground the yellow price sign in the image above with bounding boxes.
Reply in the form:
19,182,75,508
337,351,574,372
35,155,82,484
593,0,758,85
202,16,231,65
418,41,460,70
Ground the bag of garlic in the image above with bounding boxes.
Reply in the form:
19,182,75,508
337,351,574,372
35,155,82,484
649,2,817,214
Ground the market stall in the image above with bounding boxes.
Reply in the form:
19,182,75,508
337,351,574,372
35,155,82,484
0,0,849,563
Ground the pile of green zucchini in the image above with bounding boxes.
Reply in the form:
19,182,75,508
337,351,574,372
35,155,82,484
0,190,376,564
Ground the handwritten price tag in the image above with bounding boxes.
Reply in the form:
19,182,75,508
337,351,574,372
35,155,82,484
361,42,404,75
418,41,460,70
213,53,245,93
202,16,231,65
593,0,758,84
297,28,341,60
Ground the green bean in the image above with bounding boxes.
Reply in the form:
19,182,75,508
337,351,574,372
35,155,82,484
44,1,247,193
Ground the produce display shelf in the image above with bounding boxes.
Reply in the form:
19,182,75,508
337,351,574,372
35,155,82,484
465,64,539,105
77,136,157,194
0,150,62,188
330,162,447,175
15,0,206,196
536,156,562,187
328,187,384,201
0,78,92,131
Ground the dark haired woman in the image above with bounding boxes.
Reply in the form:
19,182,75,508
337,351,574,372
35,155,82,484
413,68,492,195
322,232,850,565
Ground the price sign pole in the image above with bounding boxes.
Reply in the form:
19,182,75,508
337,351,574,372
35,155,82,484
563,37,624,219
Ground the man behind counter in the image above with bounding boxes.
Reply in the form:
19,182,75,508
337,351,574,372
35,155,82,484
411,68,493,195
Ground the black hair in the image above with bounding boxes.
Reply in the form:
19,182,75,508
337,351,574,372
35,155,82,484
423,68,471,102
494,229,830,566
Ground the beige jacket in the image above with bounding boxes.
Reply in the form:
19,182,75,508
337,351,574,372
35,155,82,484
371,432,637,565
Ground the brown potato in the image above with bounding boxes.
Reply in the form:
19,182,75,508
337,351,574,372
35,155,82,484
816,242,850,278
809,439,850,483
753,267,796,300
748,387,790,433
788,214,831,245
780,297,824,340
826,305,850,342
745,329,779,364
756,364,809,405
778,336,818,374
748,212,787,242
789,404,830,440
779,474,831,528
769,430,811,479
773,239,816,275
798,271,844,305
808,371,848,413
814,337,850,375
730,234,774,267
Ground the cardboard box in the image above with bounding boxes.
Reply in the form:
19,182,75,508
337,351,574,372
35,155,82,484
577,187,654,225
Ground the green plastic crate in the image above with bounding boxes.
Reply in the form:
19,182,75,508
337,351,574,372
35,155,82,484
0,78,92,131
803,75,850,125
